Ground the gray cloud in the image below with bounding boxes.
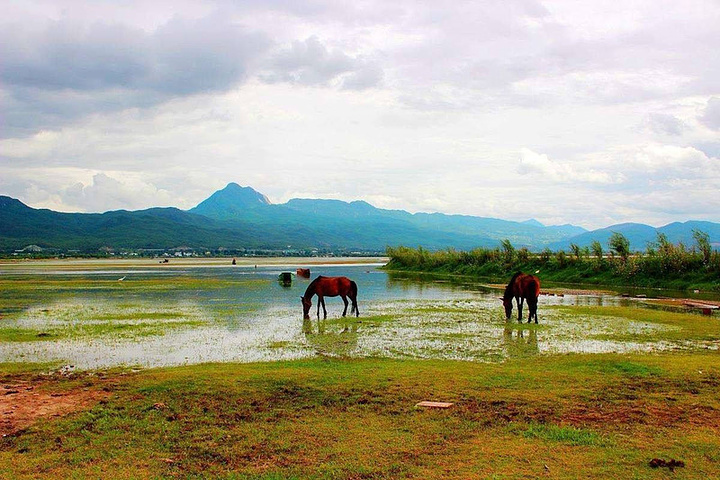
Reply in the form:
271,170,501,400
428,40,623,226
700,97,720,130
1,14,271,136
260,36,382,90
647,113,685,136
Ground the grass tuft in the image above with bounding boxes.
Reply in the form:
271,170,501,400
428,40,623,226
519,422,606,446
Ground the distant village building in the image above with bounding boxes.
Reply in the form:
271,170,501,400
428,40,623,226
15,244,44,253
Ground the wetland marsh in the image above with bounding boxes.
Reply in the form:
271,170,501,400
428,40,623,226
1,258,717,369
2,258,720,478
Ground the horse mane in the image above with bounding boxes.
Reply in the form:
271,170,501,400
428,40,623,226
503,272,524,299
303,276,325,299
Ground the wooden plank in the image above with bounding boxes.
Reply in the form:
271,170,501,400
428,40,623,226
683,302,718,316
415,401,454,409
684,302,718,309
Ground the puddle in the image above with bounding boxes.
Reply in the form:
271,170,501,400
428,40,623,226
0,263,715,369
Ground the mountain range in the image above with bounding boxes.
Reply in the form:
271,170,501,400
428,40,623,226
1,183,718,253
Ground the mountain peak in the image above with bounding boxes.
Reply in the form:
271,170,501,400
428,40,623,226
522,219,544,228
220,183,270,204
189,183,270,220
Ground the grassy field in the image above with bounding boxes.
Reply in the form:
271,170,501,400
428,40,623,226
1,352,719,479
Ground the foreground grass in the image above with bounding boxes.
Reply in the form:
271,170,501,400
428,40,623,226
1,353,719,479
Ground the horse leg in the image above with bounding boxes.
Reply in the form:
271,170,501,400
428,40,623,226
321,297,327,320
531,298,539,324
341,295,348,317
316,295,322,319
516,297,524,323
348,292,358,317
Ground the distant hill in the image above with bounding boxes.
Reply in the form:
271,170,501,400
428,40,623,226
189,185,587,250
2,183,717,253
0,195,259,251
548,221,720,251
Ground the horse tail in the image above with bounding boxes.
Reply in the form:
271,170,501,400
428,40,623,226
350,280,359,316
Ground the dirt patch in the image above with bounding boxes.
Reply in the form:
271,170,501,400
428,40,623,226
561,401,720,429
0,380,110,436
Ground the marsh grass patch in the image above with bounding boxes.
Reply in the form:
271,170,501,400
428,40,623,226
516,422,607,446
0,300,210,342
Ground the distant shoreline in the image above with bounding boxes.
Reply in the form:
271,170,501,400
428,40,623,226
0,256,390,269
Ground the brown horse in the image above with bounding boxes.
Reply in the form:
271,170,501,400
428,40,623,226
301,276,359,320
502,272,540,323
296,268,311,278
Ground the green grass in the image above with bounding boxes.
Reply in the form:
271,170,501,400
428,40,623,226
519,423,606,446
0,353,719,478
0,318,207,342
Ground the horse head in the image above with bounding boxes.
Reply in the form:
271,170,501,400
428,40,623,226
301,296,312,319
501,296,513,320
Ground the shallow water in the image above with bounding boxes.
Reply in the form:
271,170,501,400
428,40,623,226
0,262,709,369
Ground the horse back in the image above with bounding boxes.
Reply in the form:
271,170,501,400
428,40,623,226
311,276,353,297
517,274,540,299
510,273,540,299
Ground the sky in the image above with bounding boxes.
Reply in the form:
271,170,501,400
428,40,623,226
1,0,719,230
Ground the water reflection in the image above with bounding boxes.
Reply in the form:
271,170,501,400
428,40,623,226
503,325,539,358
303,317,360,357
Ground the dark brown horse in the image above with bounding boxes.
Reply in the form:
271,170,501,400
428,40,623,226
502,272,540,323
301,276,359,320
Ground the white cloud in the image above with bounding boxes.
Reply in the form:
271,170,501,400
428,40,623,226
518,149,621,184
615,144,717,179
60,173,177,212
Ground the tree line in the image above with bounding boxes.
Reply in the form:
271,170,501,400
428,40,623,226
385,230,720,291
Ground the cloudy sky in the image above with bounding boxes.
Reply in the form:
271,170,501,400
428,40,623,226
1,0,719,229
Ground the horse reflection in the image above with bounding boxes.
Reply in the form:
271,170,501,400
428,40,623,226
303,316,358,335
303,317,359,357
503,326,539,358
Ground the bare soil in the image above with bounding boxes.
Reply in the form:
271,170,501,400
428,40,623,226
0,379,110,436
